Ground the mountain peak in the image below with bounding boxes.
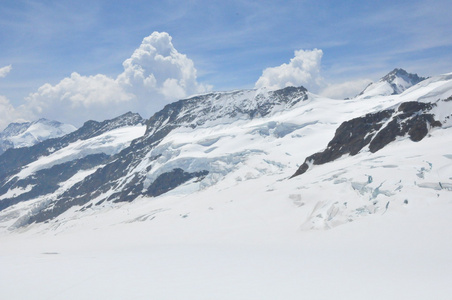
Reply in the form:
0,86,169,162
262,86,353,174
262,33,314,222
381,68,426,86
0,119,76,155
382,68,408,80
357,68,426,99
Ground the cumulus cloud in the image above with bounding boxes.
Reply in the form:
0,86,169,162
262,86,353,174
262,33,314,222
255,49,323,91
23,32,211,127
0,65,12,78
320,78,372,99
118,32,210,101
0,95,30,130
0,95,18,129
25,72,134,126
0,65,27,130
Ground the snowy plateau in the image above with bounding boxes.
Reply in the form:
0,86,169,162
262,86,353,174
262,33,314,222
1,69,452,300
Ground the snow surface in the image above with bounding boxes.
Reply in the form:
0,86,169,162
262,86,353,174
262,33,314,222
1,187,450,299
1,73,452,299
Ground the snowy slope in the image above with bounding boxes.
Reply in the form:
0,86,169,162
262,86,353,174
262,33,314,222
0,71,452,299
0,118,76,155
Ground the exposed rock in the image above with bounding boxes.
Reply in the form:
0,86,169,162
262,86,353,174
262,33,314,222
292,101,442,178
146,168,209,197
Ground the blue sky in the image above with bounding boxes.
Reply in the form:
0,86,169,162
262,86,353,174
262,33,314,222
0,0,451,128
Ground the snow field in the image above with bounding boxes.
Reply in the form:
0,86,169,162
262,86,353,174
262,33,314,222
1,195,451,300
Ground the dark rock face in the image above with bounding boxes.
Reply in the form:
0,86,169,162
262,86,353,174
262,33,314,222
146,168,209,197
292,101,442,178
369,102,441,151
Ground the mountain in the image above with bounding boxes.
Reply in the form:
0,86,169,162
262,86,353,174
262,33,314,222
1,71,452,300
0,71,451,231
357,68,427,99
0,118,76,155
0,87,308,226
0,111,145,215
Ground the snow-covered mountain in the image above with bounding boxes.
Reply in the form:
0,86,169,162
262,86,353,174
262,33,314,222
0,118,76,155
357,68,426,99
0,70,451,230
0,111,145,214
1,70,452,300
0,87,308,226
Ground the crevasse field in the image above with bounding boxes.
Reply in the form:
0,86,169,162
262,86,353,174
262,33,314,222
1,74,452,299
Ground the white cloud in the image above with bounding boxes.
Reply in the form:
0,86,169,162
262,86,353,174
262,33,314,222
0,65,12,78
23,32,211,127
25,72,134,126
255,49,323,91
118,32,210,101
0,65,32,129
254,49,374,100
0,95,31,130
320,78,372,99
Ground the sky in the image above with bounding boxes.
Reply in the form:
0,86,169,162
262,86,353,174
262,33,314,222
0,0,452,129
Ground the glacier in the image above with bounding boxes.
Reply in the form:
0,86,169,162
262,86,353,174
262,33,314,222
0,69,451,300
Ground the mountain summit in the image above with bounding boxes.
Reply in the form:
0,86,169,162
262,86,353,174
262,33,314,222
357,68,426,99
0,119,76,155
